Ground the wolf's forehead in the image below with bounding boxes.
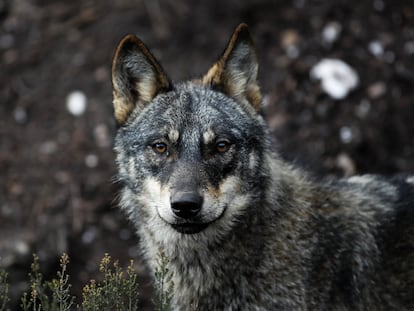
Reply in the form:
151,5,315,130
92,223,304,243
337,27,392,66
138,86,247,141
150,89,222,119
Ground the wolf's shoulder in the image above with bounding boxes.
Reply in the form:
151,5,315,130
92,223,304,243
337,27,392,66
316,173,414,246
302,174,414,308
308,173,414,228
343,174,414,206
317,174,414,205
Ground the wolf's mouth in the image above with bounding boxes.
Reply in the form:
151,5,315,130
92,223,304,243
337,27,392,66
171,223,209,234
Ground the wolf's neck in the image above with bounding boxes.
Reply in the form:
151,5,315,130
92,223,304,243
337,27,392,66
151,215,274,308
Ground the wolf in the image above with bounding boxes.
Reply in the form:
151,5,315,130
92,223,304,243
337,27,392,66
111,24,414,310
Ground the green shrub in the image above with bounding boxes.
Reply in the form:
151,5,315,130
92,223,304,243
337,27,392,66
0,252,173,311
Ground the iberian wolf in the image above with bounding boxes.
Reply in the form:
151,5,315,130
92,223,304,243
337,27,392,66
111,24,414,310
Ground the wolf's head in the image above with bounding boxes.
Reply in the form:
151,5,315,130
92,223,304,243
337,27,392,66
112,24,271,239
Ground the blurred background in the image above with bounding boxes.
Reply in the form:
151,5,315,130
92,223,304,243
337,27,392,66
1,0,413,309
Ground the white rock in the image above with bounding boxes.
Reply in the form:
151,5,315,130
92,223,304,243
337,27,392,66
322,21,342,44
368,40,384,57
66,90,87,116
82,228,97,244
85,153,99,168
310,58,359,100
340,126,353,144
15,240,30,255
13,106,27,123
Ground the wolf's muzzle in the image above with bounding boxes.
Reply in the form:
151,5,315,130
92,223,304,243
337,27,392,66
171,191,203,219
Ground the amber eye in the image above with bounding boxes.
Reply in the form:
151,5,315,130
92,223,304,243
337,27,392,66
215,140,231,153
152,142,167,154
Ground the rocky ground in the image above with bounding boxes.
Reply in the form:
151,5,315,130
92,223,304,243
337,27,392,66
1,0,413,309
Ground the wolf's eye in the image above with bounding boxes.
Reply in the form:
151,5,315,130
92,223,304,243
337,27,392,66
215,140,231,153
152,142,167,154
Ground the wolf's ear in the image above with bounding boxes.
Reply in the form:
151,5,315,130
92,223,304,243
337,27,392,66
202,24,261,111
112,35,171,124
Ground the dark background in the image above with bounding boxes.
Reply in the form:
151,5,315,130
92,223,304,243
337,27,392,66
1,0,413,309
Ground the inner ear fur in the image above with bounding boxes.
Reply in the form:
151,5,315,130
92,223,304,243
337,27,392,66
112,34,171,125
202,23,262,111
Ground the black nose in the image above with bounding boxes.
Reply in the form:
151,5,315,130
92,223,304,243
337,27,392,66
171,192,203,219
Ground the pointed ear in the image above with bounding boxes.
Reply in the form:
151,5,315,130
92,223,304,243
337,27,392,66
112,35,171,124
202,24,261,111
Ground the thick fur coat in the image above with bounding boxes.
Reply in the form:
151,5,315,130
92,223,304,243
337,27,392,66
111,24,414,310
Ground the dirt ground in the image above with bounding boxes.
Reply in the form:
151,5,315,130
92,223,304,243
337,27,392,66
1,0,413,309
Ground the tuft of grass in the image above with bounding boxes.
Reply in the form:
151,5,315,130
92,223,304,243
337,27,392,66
153,251,174,311
51,253,75,311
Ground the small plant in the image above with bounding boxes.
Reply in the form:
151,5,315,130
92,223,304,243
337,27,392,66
153,251,174,311
50,253,75,311
20,254,48,311
0,268,10,311
81,253,140,311
20,253,75,311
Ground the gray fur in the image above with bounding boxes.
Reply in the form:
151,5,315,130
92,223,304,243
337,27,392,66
112,25,414,310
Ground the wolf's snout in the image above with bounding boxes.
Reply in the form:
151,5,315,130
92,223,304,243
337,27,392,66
171,192,203,219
